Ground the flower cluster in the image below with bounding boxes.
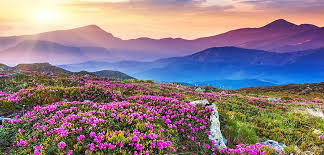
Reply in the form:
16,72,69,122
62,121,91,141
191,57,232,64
0,71,323,154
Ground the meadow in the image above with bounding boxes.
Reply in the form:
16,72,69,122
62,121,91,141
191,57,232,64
0,70,323,154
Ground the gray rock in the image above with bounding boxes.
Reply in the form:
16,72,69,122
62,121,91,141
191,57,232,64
190,99,226,148
261,140,286,150
0,117,12,124
267,97,281,102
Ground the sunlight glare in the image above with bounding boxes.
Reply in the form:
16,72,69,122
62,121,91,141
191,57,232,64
34,9,58,23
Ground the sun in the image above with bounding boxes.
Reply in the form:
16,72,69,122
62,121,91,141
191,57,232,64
33,9,59,23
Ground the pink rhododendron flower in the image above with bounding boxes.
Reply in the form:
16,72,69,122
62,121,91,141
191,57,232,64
58,142,66,149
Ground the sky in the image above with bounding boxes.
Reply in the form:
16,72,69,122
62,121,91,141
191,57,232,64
0,0,323,39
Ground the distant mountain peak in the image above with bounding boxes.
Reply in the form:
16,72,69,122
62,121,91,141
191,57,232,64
298,24,319,29
263,19,297,28
79,24,102,30
72,25,107,33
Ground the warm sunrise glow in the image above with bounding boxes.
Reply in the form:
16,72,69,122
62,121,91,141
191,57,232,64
33,9,59,23
0,0,323,39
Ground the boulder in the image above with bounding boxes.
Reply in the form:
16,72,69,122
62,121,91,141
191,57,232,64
190,99,227,148
261,140,286,150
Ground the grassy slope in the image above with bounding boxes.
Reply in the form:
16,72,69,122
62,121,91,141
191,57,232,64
0,71,323,154
238,82,324,100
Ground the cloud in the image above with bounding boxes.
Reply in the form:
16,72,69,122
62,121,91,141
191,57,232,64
62,0,237,17
240,0,324,13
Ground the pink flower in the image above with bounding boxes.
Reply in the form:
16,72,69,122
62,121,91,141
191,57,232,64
77,135,85,142
320,135,324,139
200,125,206,130
148,133,158,140
87,143,95,151
18,128,25,133
89,131,96,138
16,139,28,147
150,142,156,149
67,150,74,155
58,142,66,149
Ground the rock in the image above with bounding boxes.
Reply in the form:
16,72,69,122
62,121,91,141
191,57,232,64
306,109,324,119
261,140,286,150
190,99,209,105
0,117,12,124
190,99,226,148
267,97,281,102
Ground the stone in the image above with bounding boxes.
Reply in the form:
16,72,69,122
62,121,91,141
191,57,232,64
0,117,12,124
267,97,281,102
190,99,227,148
261,140,286,150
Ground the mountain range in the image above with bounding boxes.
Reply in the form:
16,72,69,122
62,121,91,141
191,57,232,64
60,46,324,86
0,19,324,66
1,19,324,88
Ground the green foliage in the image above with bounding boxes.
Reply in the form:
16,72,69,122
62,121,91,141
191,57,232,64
221,115,258,147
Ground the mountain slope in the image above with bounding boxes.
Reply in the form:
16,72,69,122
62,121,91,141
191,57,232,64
93,70,135,80
61,47,324,84
0,40,127,65
0,40,89,65
193,19,322,52
59,60,164,75
15,63,72,74
23,25,121,48
238,82,324,100
132,47,324,84
13,63,135,80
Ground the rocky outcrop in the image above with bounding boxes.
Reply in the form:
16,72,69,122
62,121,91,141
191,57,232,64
261,140,286,150
190,99,226,148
